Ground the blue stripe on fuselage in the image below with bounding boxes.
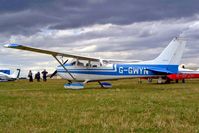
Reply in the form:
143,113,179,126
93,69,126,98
57,64,178,76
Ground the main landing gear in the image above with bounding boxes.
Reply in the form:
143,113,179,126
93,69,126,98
64,81,112,89
98,81,112,88
64,82,84,89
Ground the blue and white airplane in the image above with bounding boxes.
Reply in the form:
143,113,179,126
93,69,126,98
4,37,186,89
0,68,21,82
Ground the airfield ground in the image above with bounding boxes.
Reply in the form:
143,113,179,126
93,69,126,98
0,79,198,133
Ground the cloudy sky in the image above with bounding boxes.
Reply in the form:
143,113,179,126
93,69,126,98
0,0,199,76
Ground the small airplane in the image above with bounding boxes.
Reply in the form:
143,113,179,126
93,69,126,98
0,68,21,82
4,37,186,89
166,66,199,83
142,65,199,84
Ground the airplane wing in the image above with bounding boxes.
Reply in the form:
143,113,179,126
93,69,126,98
103,59,142,63
4,44,99,61
4,44,142,63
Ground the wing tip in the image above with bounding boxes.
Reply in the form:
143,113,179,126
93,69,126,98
4,44,21,48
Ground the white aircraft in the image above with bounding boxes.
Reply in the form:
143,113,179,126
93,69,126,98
0,68,21,82
4,37,186,89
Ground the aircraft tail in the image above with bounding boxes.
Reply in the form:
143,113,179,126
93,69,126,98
152,37,186,65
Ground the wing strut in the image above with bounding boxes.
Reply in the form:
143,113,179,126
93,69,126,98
53,55,76,81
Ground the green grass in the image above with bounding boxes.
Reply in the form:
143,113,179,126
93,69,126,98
0,79,199,133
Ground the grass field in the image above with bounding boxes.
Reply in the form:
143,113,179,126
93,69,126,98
0,79,199,133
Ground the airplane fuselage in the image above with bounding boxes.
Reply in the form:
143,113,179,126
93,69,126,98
56,63,178,82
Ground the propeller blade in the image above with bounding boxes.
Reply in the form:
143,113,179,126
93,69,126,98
50,70,57,78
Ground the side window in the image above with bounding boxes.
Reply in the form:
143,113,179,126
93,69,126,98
92,65,97,67
91,61,100,68
86,63,91,67
70,60,102,67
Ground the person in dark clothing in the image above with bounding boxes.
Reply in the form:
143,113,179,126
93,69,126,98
182,65,185,83
28,70,33,82
42,69,48,82
35,72,41,82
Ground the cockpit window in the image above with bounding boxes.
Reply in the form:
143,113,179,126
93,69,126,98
71,60,86,66
71,61,76,66
77,61,84,66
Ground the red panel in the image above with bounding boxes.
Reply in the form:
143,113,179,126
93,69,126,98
167,73,199,80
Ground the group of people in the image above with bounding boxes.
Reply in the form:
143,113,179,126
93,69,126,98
28,69,48,82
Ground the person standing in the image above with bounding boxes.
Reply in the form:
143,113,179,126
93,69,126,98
182,65,186,83
28,70,33,82
35,72,41,82
42,69,48,82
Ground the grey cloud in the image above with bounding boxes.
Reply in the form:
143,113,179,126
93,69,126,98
49,0,199,29
0,10,61,35
1,0,199,35
0,0,199,71
8,19,197,53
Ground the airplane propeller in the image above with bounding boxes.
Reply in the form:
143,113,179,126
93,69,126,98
50,59,69,79
50,70,57,78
